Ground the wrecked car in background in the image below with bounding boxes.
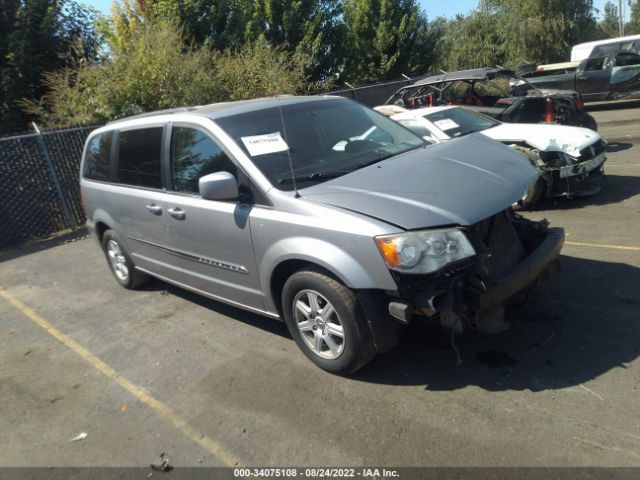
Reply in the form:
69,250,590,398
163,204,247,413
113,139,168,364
81,96,564,373
521,51,640,101
385,67,598,131
381,106,607,208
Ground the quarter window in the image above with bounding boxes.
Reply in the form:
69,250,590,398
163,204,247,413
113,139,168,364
117,127,163,188
170,127,237,194
83,132,113,181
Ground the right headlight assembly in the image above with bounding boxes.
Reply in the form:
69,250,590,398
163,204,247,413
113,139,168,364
375,228,476,274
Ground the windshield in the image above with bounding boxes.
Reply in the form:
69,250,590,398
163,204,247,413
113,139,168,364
424,108,499,138
396,119,437,143
214,99,425,191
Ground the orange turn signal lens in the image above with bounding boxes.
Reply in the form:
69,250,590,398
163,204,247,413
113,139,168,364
375,238,400,267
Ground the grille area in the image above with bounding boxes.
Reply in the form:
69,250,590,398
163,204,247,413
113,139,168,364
469,210,524,278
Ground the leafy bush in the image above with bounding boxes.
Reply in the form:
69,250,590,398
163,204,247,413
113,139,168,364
22,21,312,127
212,42,309,101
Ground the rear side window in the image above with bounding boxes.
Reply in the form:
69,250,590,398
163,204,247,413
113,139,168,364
170,127,237,194
83,132,113,181
117,127,163,188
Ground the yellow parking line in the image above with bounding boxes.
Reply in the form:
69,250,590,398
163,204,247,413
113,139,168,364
565,241,640,251
0,288,242,467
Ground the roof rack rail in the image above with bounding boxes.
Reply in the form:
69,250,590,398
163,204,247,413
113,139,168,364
106,106,200,125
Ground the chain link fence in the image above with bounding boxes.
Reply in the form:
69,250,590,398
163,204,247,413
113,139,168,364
0,124,99,249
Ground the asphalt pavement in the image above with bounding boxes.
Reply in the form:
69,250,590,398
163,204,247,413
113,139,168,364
1,106,639,468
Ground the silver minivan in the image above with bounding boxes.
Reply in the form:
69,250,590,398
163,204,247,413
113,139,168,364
80,96,565,373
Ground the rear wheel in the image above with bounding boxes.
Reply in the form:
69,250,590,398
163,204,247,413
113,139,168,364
282,269,376,374
102,230,149,289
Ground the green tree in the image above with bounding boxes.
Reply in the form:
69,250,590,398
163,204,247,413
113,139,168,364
152,0,254,51
21,21,311,127
628,1,640,34
480,0,598,64
246,0,345,81
0,0,100,133
150,0,343,82
441,12,506,70
342,0,433,84
598,1,621,38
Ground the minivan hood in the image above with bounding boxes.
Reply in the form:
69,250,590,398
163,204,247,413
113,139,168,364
302,134,537,230
483,123,601,157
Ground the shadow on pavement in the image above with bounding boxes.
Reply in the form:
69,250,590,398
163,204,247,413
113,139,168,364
586,99,640,112
0,229,89,264
607,141,633,153
532,174,640,210
138,280,291,340
139,253,639,393
352,255,640,391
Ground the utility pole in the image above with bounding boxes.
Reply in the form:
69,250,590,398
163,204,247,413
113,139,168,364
619,0,625,37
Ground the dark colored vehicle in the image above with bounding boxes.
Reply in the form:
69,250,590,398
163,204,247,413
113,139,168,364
521,52,640,101
385,68,598,131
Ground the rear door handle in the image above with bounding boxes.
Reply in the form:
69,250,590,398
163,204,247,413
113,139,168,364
146,203,162,215
167,207,186,220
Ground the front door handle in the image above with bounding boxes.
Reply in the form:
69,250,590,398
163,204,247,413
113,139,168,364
167,207,186,220
146,203,162,215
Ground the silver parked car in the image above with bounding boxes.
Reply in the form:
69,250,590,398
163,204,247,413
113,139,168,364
80,96,565,373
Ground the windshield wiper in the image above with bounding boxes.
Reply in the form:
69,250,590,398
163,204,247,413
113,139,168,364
278,170,350,185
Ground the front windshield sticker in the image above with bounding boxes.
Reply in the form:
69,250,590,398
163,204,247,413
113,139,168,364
241,132,289,156
433,119,460,131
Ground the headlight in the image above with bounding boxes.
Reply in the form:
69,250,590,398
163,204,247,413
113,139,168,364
541,151,575,167
375,229,476,274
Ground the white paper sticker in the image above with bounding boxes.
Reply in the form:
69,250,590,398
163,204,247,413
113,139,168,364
241,132,289,156
433,119,460,131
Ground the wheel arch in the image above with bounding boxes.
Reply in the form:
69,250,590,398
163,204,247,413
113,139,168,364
269,259,339,317
91,209,125,246
261,237,396,315
95,221,110,242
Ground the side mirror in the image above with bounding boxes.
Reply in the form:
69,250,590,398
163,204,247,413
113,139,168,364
199,171,239,201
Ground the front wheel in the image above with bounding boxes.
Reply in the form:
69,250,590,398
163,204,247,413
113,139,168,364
580,113,598,131
282,269,376,374
518,177,546,209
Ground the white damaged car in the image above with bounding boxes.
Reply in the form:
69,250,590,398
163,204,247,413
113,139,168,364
379,105,607,207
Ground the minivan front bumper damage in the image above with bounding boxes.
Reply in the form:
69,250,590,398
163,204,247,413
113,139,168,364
478,226,564,309
384,213,565,335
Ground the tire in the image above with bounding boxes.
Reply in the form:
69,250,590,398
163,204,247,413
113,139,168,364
282,269,376,374
101,230,149,289
580,113,598,132
518,177,546,209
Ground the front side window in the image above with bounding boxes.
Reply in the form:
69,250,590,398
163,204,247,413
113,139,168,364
214,99,424,191
117,127,163,188
83,131,113,181
170,127,237,194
